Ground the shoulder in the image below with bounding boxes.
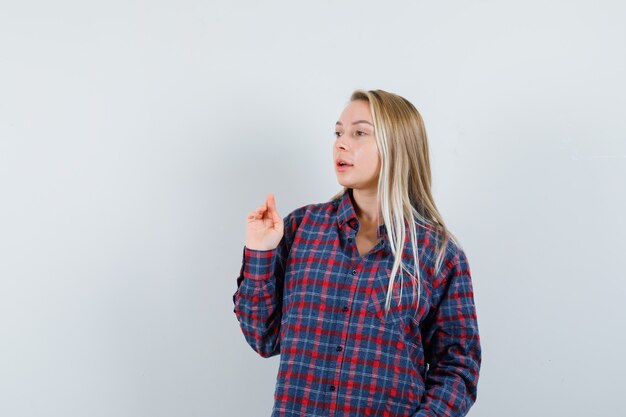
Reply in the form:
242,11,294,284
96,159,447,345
431,230,471,292
281,197,340,236
414,222,470,277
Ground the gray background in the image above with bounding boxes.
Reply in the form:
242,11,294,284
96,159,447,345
1,1,625,416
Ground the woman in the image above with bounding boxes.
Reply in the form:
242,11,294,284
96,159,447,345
233,89,481,416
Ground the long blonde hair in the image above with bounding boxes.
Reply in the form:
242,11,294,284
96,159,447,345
330,89,460,316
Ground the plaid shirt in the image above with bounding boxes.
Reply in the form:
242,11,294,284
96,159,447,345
233,190,481,417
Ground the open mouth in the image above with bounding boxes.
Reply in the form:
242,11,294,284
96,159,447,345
336,161,353,172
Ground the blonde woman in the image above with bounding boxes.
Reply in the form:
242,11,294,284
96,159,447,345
233,90,481,416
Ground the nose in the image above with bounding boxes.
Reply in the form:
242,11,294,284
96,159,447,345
335,136,348,151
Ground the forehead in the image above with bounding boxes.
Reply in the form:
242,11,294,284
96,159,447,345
338,100,372,124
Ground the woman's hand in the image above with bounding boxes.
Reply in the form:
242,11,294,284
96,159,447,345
245,193,284,251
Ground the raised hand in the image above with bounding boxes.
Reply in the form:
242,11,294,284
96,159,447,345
245,193,284,251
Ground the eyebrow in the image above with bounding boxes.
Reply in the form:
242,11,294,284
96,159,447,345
335,120,374,127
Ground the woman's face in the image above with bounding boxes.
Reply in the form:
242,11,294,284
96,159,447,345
333,100,381,191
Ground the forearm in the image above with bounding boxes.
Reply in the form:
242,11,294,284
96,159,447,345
412,245,481,416
233,246,284,358
411,330,481,416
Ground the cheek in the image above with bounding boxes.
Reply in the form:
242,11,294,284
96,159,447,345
354,143,380,170
368,145,381,167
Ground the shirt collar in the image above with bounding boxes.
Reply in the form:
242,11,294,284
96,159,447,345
335,189,388,238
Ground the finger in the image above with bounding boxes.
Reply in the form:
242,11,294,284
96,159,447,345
266,193,274,211
267,193,280,222
255,205,268,220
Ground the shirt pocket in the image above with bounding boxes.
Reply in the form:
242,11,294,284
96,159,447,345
366,267,423,326
366,271,404,324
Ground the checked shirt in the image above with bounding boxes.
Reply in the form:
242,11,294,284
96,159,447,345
233,189,481,416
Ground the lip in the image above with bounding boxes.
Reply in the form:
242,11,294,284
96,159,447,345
336,160,353,172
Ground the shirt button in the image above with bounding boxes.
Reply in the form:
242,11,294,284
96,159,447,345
342,306,349,312
351,269,357,275
329,385,336,392
336,346,343,352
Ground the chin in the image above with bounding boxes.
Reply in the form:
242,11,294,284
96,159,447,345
336,179,353,188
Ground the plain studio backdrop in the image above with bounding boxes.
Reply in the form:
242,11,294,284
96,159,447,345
1,1,625,416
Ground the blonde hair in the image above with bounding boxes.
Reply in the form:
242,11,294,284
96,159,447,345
330,89,460,316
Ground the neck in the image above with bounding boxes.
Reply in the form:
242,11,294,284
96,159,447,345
351,188,383,227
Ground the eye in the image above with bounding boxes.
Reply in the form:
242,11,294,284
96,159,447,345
334,131,342,138
355,130,367,136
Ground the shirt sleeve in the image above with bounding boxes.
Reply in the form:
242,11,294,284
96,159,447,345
232,211,297,358
412,244,482,417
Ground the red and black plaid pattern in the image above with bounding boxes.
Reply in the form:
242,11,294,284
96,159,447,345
233,190,481,416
